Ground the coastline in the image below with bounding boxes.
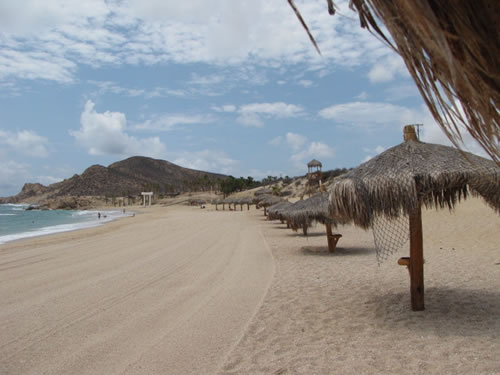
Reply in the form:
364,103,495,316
0,204,138,246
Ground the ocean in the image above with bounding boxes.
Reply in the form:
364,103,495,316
0,204,131,244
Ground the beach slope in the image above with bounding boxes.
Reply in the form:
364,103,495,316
0,206,273,375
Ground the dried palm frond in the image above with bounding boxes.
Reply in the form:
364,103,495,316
289,0,500,164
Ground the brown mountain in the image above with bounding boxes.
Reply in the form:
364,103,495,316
1,156,227,204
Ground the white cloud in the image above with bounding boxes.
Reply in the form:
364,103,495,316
291,141,335,168
0,159,31,196
135,114,214,131
237,102,304,127
355,91,368,100
240,102,303,117
285,132,307,151
368,55,408,83
88,80,145,97
318,101,419,128
362,145,386,162
0,1,397,84
70,100,166,157
188,73,225,86
212,104,237,113
298,79,313,88
173,149,238,174
0,129,50,157
418,105,489,158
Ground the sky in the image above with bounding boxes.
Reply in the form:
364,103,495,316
0,0,488,197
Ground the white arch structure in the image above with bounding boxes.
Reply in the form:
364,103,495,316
141,192,153,206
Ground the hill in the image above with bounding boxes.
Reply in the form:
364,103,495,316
0,156,227,205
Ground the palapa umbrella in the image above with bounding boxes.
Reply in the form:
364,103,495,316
267,201,292,223
223,197,237,211
258,195,283,216
238,196,253,210
285,193,346,252
212,199,223,211
282,200,312,235
329,125,500,310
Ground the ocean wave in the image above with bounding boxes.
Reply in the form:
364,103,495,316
0,214,16,216
0,221,101,245
0,210,133,245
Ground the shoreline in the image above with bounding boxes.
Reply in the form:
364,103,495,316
0,205,139,246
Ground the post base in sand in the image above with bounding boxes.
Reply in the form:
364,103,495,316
327,234,342,253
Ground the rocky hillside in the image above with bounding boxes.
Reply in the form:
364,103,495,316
0,156,227,205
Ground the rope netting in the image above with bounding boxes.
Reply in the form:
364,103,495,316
371,213,409,264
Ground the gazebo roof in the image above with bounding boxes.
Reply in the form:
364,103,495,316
307,159,322,168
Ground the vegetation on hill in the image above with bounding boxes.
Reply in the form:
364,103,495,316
0,154,350,206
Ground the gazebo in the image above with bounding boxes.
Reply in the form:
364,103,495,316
328,125,500,311
305,159,323,196
307,159,322,180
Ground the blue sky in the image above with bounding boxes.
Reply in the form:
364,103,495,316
0,0,487,196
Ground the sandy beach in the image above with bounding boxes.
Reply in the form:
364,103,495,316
1,198,499,374
0,205,273,374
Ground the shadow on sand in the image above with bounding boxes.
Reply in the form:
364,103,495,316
286,232,328,238
300,245,375,257
367,287,500,337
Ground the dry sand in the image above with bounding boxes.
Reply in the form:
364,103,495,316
1,198,499,374
220,197,500,375
0,205,274,375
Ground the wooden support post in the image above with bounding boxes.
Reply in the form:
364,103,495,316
302,225,308,236
325,223,342,253
409,205,424,311
325,223,334,252
264,207,267,216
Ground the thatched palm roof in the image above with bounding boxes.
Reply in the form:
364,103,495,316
285,193,348,229
222,197,235,205
290,0,500,163
307,159,322,168
239,196,253,205
268,201,292,221
328,135,500,229
259,195,283,208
